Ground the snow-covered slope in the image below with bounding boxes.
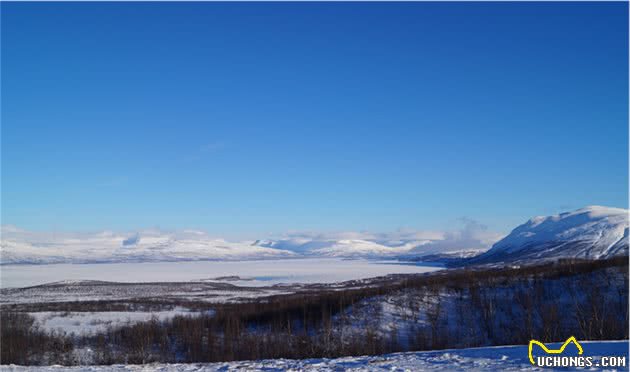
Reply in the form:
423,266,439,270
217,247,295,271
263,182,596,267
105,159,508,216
471,206,628,264
2,340,627,371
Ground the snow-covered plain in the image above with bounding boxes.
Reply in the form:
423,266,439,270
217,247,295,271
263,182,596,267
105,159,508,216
2,340,627,371
30,309,209,336
0,258,441,288
1,281,290,305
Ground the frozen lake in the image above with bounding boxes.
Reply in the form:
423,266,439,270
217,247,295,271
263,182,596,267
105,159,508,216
0,258,442,288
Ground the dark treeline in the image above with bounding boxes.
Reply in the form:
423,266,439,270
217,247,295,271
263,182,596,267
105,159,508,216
2,256,628,365
1,312,74,365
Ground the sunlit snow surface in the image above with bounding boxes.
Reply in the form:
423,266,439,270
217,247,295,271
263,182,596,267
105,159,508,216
0,258,441,288
481,206,628,260
30,309,211,336
2,341,627,371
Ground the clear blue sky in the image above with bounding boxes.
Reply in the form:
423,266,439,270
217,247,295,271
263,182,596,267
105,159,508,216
2,2,628,237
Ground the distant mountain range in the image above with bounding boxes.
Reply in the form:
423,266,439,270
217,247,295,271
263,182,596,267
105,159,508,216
0,228,295,264
251,238,429,258
1,206,627,266
251,205,629,264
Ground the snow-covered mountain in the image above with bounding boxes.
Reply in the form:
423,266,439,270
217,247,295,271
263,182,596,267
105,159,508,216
1,226,496,264
250,222,501,258
251,238,430,258
469,205,628,265
0,228,294,264
1,222,494,264
3,206,625,265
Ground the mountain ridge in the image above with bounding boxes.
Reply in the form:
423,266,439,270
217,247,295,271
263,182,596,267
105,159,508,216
2,206,627,265
467,205,628,265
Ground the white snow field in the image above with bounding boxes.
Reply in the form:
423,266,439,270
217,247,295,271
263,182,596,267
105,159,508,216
2,340,627,371
30,309,212,336
0,258,441,288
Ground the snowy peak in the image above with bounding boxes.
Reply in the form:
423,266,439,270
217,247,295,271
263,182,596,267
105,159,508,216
524,205,626,231
473,206,628,264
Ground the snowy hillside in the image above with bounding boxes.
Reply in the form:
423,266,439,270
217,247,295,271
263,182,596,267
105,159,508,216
2,340,627,371
471,206,628,264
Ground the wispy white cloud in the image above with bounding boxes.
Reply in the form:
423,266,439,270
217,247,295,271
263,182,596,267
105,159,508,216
406,218,505,254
